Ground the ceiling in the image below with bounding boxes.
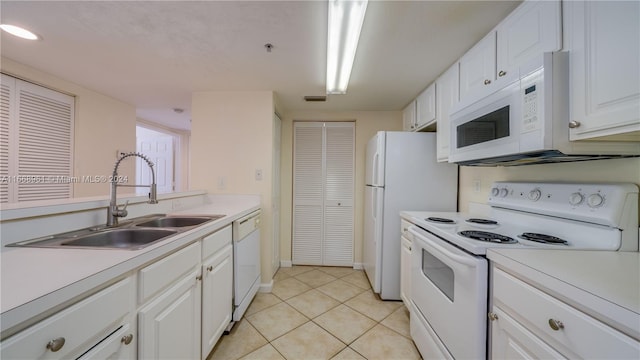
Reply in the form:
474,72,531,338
0,0,520,130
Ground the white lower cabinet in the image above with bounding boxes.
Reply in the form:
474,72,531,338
399,219,412,309
1,223,239,360
490,267,640,359
0,277,136,360
201,225,233,359
137,241,202,359
138,267,202,360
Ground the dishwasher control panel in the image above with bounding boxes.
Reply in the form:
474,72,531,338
233,210,261,241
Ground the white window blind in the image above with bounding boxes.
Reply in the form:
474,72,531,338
0,74,75,203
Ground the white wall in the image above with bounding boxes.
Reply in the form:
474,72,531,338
190,91,275,283
459,157,640,218
279,111,403,267
1,57,136,198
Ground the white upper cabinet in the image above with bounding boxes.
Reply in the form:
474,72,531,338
415,83,436,130
565,0,640,141
402,100,417,131
459,0,561,104
496,0,562,80
435,63,459,162
459,31,497,103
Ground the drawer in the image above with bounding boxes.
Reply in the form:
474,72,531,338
1,277,132,359
138,241,200,304
401,219,412,234
202,225,232,259
493,268,640,358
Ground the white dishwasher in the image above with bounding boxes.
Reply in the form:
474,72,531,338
232,210,261,321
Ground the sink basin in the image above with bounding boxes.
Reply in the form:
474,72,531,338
135,215,224,228
60,229,177,249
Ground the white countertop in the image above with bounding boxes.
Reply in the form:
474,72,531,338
1,194,259,336
487,248,640,340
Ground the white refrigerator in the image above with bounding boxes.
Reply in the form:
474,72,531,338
364,131,458,300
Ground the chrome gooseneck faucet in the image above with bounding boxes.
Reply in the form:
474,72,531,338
107,152,158,226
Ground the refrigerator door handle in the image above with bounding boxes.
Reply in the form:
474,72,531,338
372,152,380,185
372,188,377,220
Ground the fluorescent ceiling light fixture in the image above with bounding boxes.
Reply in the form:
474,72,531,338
326,0,368,95
0,24,39,40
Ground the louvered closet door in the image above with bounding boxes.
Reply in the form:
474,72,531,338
323,124,354,266
293,122,354,266
0,74,15,203
16,80,74,202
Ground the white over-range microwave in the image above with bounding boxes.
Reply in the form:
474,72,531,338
448,52,640,166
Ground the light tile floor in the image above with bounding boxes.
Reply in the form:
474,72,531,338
208,266,422,360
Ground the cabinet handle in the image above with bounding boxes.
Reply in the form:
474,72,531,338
46,337,65,352
484,79,491,85
121,334,134,345
548,319,564,331
498,70,507,77
196,275,202,281
488,312,498,321
568,121,581,129
207,265,213,272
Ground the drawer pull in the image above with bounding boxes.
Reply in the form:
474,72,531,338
46,337,65,352
207,265,213,272
121,334,134,345
488,312,499,321
548,318,564,331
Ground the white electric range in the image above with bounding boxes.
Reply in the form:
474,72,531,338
402,182,639,360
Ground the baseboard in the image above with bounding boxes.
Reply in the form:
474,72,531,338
352,262,364,270
259,280,273,293
280,260,292,267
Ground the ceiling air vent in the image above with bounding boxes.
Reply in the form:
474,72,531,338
304,96,327,102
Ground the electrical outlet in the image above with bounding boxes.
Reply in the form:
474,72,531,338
255,169,263,181
473,179,481,193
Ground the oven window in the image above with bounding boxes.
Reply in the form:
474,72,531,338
422,249,454,301
457,105,510,148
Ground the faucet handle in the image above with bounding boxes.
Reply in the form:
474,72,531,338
116,200,129,217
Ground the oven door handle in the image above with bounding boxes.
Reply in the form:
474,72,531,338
409,228,478,268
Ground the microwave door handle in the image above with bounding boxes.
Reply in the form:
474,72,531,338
409,229,477,268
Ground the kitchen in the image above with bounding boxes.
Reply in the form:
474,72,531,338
1,0,639,359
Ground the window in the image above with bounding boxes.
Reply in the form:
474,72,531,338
1,74,75,203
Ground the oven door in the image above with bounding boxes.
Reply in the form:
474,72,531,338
449,75,522,164
409,225,488,359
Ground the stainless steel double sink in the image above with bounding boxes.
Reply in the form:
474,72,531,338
7,214,225,250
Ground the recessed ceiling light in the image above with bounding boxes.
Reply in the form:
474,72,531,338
0,24,39,40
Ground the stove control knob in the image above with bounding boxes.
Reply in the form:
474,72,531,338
528,189,542,201
569,192,584,206
587,193,605,208
499,188,509,197
491,187,500,197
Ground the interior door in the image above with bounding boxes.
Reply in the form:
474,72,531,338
292,122,354,266
136,127,174,194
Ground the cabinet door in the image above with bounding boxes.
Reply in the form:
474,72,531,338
435,63,459,162
402,100,417,131
567,0,640,141
490,307,566,360
201,245,233,359
77,323,136,360
415,83,436,129
459,31,496,102
400,236,412,308
138,269,201,360
496,0,561,78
